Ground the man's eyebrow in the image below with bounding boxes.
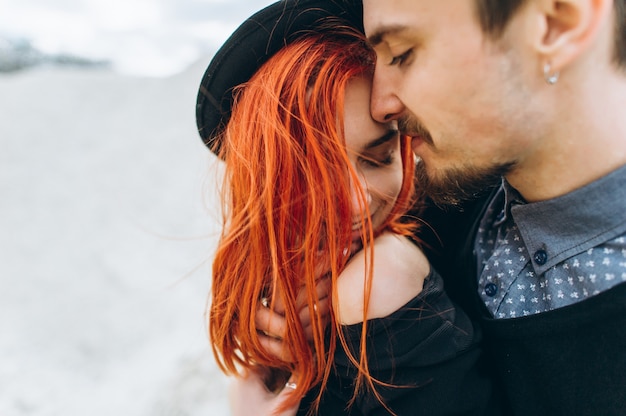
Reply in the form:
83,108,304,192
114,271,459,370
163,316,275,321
365,129,398,150
367,25,409,47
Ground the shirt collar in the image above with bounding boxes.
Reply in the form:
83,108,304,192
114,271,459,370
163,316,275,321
509,164,626,274
495,178,525,226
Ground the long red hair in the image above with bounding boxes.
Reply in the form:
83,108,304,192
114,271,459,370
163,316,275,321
209,26,416,413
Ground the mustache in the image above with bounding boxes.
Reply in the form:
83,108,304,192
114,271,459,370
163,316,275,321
398,115,433,145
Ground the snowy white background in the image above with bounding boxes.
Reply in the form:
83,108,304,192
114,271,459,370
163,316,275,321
0,0,274,415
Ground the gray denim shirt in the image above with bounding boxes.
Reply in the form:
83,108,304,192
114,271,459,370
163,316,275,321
475,164,626,319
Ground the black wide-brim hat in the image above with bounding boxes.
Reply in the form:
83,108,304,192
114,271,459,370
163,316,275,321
195,0,363,154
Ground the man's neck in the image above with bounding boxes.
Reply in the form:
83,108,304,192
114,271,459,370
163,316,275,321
507,72,626,203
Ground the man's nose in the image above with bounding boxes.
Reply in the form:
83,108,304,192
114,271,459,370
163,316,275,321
370,67,405,123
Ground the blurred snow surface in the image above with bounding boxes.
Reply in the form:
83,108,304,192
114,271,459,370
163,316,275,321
0,61,230,415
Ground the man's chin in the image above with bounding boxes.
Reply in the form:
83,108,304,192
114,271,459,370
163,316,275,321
415,161,511,207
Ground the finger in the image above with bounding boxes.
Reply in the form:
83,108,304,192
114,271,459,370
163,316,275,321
296,275,331,328
271,261,332,315
298,295,330,334
313,275,332,303
271,292,287,315
273,374,301,416
259,333,294,362
294,275,331,312
228,370,299,416
314,251,333,281
255,305,288,340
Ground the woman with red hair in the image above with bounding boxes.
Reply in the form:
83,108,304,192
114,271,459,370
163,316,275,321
197,2,496,415
210,28,421,412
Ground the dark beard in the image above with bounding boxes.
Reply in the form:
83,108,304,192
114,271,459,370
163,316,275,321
414,159,513,207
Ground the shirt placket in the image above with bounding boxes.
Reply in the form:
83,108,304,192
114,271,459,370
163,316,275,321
478,208,531,317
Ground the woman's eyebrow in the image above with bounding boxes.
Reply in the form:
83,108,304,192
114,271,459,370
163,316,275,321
368,25,410,47
365,129,398,150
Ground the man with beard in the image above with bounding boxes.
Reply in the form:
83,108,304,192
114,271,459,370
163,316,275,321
362,0,626,414
229,0,626,414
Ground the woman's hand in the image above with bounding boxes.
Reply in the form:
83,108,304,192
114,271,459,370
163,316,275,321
256,275,331,362
228,369,300,416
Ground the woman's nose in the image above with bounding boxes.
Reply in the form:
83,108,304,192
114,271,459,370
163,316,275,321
350,176,372,217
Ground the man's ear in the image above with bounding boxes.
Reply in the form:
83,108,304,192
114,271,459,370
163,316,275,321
531,0,613,71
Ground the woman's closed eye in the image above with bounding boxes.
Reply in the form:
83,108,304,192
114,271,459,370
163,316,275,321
359,150,395,168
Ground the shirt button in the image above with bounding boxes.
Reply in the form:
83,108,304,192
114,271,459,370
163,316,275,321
485,283,498,297
533,249,548,265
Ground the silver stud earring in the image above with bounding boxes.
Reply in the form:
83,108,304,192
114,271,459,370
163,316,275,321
543,62,560,85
